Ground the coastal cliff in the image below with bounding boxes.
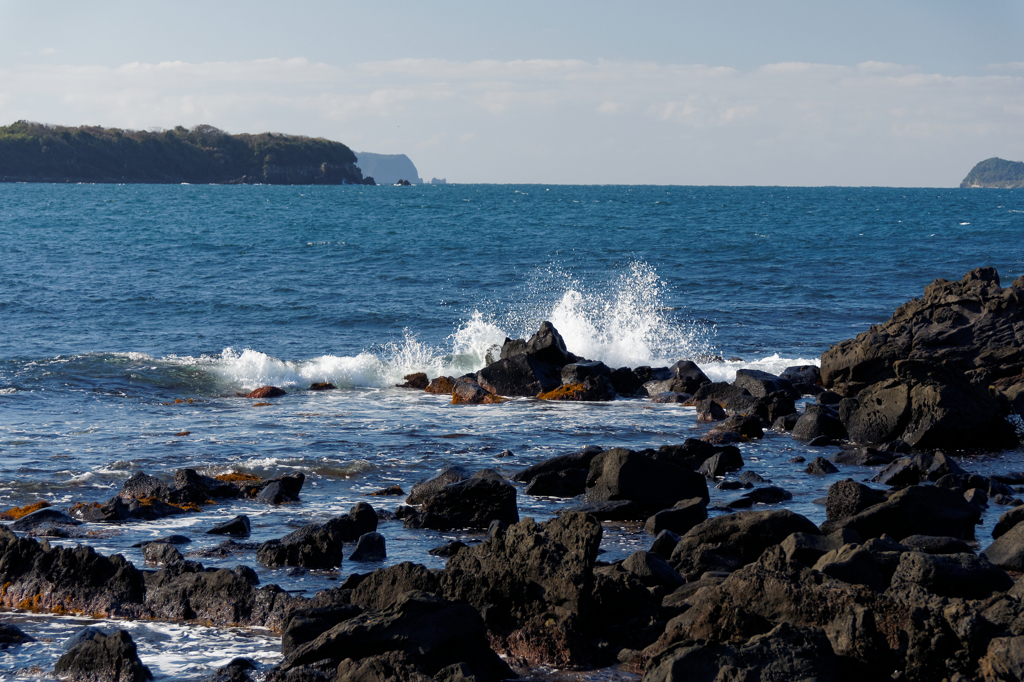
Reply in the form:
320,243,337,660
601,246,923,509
960,157,1024,188
0,121,376,185
354,151,423,185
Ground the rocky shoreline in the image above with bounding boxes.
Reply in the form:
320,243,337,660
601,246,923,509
3,268,1024,682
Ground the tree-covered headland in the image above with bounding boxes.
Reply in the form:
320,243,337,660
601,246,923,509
0,121,376,185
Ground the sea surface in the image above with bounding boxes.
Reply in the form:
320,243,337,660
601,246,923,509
1,183,1023,679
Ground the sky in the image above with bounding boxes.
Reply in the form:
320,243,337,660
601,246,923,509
1,1,1023,185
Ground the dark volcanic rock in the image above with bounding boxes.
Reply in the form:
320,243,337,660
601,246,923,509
821,268,1022,450
644,497,708,536
279,591,515,682
476,354,561,397
54,629,152,682
822,485,980,540
396,373,429,389
10,507,81,531
513,446,602,484
889,551,1013,599
257,502,378,568
524,468,588,498
281,605,364,656
407,466,471,505
585,447,709,515
733,369,798,399
0,622,34,645
349,532,386,562
247,386,286,399
207,515,251,536
560,360,612,385
403,475,519,531
439,512,602,667
982,521,1024,571
669,509,820,579
350,562,441,612
824,479,887,522
805,457,839,475
256,473,305,505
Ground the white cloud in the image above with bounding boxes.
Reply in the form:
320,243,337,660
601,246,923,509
0,57,1022,185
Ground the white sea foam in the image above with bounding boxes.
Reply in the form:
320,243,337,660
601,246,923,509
699,353,820,384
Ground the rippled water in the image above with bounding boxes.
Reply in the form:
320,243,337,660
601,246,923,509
1,183,1023,679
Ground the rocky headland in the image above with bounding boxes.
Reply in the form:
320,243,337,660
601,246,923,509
960,158,1024,189
0,121,376,185
3,268,1024,682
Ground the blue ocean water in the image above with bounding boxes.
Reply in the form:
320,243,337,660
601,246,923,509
1,183,1023,679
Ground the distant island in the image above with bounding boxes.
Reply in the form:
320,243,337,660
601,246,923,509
0,121,376,185
960,157,1024,188
354,152,423,185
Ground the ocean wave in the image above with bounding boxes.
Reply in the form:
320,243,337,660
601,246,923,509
699,353,820,384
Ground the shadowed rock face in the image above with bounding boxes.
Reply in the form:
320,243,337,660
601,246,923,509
820,268,1023,451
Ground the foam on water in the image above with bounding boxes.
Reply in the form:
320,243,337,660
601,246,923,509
699,353,821,383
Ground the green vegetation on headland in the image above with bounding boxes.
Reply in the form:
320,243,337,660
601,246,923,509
960,157,1024,188
0,121,376,185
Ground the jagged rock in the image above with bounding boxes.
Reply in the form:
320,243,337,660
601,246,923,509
54,629,152,682
351,562,440,611
256,473,305,504
560,360,612,385
10,507,81,531
993,505,1024,539
979,636,1024,682
899,535,974,554
476,353,561,397
349,532,386,561
780,364,821,387
257,503,377,568
822,269,1022,450
621,551,684,590
697,449,744,478
585,448,709,515
780,529,861,566
709,414,763,440
281,605,363,656
403,474,519,531
695,399,727,422
207,515,251,536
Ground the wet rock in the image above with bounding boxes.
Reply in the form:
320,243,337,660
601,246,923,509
695,399,727,422
278,590,515,682
54,629,152,682
805,457,839,475
172,469,246,503
792,412,847,442
669,509,820,579
247,386,286,399
644,497,708,536
817,390,844,405
207,515,251,536
650,529,681,560
203,657,258,682
403,474,519,531
831,447,895,466
396,373,428,389
781,364,822,387
993,505,1024,539
537,375,616,401
308,382,335,391
9,507,81,531
476,354,561,397
651,440,736,471
733,368,798,399
143,560,288,626
428,541,467,557
407,466,472,505
708,414,763,440
823,484,981,540
281,605,363,656
513,446,602,485
141,542,183,565
0,622,34,645
872,451,966,487
350,562,441,612
890,551,1013,599
560,360,612,385
738,470,768,484
520,320,577,367
258,503,378,569
256,473,305,505
585,447,709,515
559,499,641,521
727,485,793,508
692,381,752,404
697,449,744,478
649,391,691,403
524,468,588,498
349,532,386,561
609,366,646,396
450,378,506,404
424,376,457,395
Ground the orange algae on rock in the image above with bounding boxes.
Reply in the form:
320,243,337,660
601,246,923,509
0,500,51,520
425,376,458,395
537,383,590,401
215,472,262,483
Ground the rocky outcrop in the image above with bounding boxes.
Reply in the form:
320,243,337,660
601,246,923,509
403,473,519,531
54,628,152,682
821,268,1023,450
257,503,378,569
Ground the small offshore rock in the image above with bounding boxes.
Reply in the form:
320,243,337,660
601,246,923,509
54,629,153,682
395,372,429,389
428,540,468,557
207,515,251,536
142,542,183,565
247,386,286,399
10,507,81,531
349,532,386,561
805,457,839,475
0,622,35,645
308,382,335,391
